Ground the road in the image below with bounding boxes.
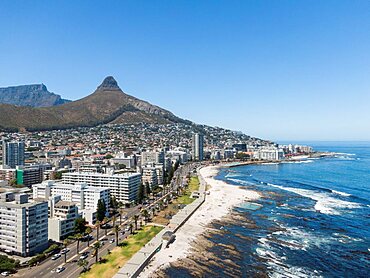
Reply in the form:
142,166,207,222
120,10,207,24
15,210,140,278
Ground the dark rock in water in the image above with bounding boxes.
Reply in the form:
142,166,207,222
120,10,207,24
0,83,70,107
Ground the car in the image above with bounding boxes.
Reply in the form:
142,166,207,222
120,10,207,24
51,254,61,260
125,227,130,232
56,267,65,273
109,239,115,243
1,272,10,277
60,248,70,254
79,253,88,260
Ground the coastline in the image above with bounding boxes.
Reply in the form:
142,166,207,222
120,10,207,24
139,165,261,277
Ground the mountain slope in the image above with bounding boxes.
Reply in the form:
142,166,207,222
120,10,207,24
0,84,70,107
0,76,189,131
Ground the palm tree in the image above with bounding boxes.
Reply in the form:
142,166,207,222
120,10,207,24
133,215,139,230
151,207,155,218
119,207,124,224
112,215,116,227
129,223,133,234
78,259,88,272
85,227,92,247
63,239,69,263
93,241,101,263
95,220,101,240
75,233,83,254
103,217,109,236
142,209,149,223
114,225,120,246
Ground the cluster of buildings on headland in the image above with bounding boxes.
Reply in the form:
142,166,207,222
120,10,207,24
0,123,314,257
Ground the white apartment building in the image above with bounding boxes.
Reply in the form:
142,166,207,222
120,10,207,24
0,193,48,257
46,196,78,242
141,150,165,165
62,172,141,204
142,164,164,187
254,147,285,161
33,180,110,223
142,166,158,187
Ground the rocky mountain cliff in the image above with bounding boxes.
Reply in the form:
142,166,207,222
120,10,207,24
0,84,70,107
0,76,190,132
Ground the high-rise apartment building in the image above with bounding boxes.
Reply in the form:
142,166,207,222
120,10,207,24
2,139,25,168
192,133,204,161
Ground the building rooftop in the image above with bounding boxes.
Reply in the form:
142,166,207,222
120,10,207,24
63,172,141,178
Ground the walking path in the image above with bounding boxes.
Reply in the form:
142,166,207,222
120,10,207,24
114,168,206,278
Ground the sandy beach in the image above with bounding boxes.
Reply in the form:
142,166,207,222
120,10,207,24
139,165,261,277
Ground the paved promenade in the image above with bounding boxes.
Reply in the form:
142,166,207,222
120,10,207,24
114,168,207,278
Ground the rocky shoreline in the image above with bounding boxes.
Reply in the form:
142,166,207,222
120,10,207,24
138,166,260,277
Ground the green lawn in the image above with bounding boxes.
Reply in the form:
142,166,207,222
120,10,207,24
188,176,200,191
80,225,163,278
177,176,200,205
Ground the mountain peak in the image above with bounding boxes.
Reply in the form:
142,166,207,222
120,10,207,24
97,76,120,90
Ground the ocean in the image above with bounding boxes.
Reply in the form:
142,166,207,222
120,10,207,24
163,142,370,277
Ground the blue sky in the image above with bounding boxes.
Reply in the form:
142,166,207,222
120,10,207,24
0,1,369,141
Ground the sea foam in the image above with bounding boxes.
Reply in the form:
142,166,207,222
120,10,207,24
267,183,360,215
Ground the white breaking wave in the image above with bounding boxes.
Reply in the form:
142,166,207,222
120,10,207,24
224,172,241,178
272,224,333,250
331,189,351,197
335,152,356,156
256,235,323,278
282,160,314,164
332,233,364,244
267,183,360,215
227,178,255,186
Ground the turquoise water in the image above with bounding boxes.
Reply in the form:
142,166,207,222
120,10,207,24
165,142,370,277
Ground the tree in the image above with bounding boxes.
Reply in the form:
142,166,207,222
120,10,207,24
63,239,70,263
103,217,109,236
110,196,119,213
93,241,101,263
75,234,83,254
104,154,113,160
85,227,92,247
54,171,62,180
142,209,149,223
137,183,145,203
78,259,88,272
95,220,101,240
0,254,19,272
112,215,116,227
96,199,107,222
145,183,151,197
119,207,124,224
9,179,17,186
133,215,139,231
128,223,133,234
114,225,120,247
74,217,87,234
